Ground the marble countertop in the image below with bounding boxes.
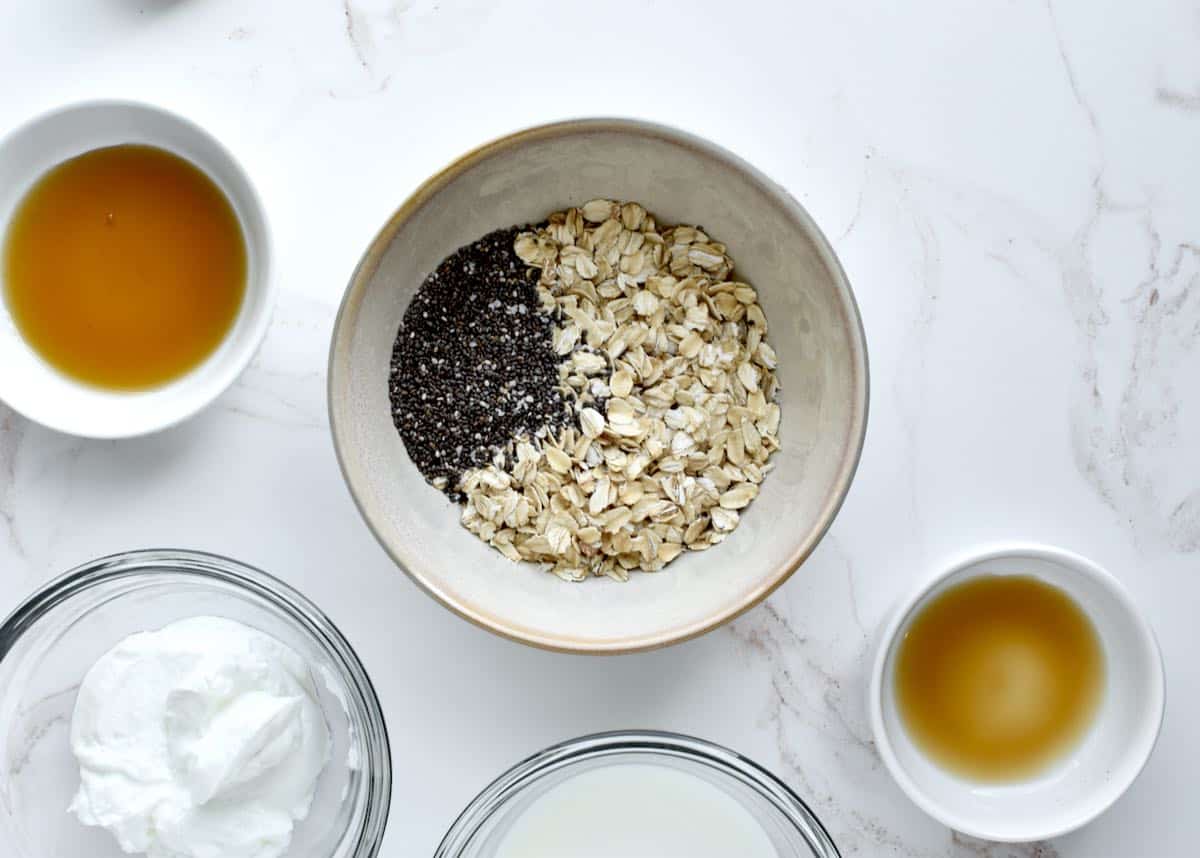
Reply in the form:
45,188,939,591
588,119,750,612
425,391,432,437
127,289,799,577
2,1,1198,855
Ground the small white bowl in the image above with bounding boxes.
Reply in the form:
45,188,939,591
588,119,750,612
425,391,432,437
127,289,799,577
868,543,1165,842
0,100,273,438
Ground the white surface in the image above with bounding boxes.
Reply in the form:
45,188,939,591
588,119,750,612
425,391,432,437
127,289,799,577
493,763,777,858
869,544,1164,843
0,1,1197,855
70,616,331,858
0,101,274,438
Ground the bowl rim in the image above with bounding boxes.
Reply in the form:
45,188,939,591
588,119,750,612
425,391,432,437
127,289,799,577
866,541,1167,842
328,116,870,654
0,548,393,858
434,729,842,858
0,98,276,439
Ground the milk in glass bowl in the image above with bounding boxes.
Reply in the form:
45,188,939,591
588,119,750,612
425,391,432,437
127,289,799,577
436,731,840,858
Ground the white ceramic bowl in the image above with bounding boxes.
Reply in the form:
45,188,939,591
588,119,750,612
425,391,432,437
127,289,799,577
329,119,868,653
868,543,1165,842
0,100,273,437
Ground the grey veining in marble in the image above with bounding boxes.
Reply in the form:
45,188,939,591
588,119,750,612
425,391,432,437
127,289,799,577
0,0,1196,855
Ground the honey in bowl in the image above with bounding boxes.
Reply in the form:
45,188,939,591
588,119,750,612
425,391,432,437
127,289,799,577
2,144,246,390
894,575,1105,782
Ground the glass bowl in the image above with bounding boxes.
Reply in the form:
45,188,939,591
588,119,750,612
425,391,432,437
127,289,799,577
436,730,840,857
0,549,391,858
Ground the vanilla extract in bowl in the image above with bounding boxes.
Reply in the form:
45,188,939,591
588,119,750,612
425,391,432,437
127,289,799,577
894,574,1106,782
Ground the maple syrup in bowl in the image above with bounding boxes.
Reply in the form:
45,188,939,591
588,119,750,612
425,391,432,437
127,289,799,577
4,144,247,389
0,101,272,437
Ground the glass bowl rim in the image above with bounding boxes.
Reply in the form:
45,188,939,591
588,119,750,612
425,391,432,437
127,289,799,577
435,729,841,857
0,547,393,858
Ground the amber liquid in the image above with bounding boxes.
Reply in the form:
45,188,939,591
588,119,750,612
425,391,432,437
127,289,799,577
895,575,1105,781
3,144,246,390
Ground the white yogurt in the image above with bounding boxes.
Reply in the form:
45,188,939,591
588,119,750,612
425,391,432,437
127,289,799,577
493,763,779,858
69,616,331,858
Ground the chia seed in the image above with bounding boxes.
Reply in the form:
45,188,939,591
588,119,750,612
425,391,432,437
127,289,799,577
388,226,574,501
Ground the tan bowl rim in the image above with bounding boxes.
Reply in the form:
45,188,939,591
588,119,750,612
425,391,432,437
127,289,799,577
328,117,870,655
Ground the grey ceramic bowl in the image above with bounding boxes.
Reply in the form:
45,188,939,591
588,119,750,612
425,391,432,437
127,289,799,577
329,119,868,653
